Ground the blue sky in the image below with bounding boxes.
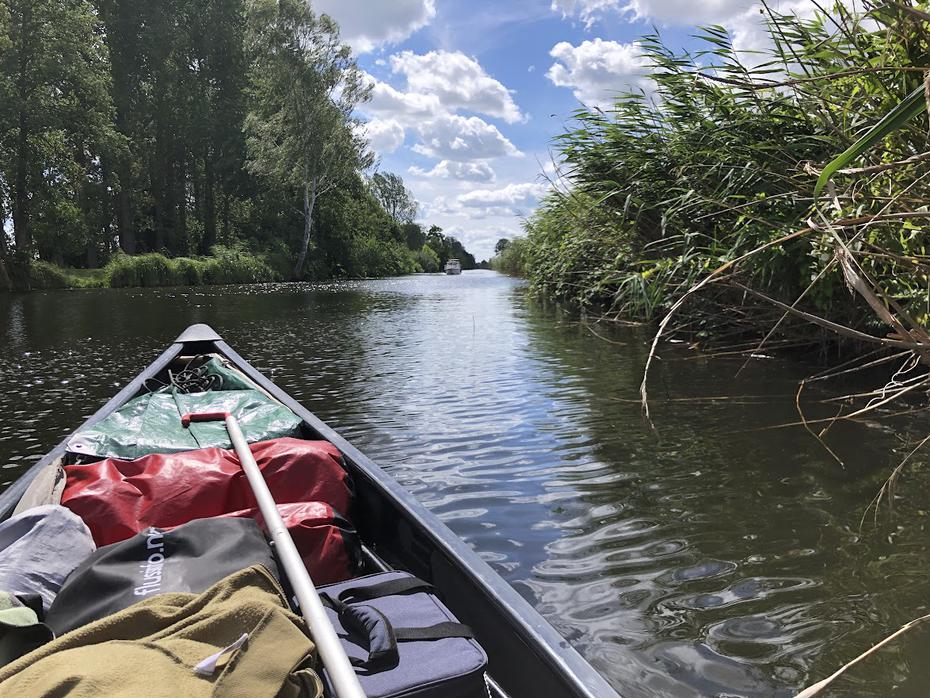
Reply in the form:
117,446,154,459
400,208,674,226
312,0,829,259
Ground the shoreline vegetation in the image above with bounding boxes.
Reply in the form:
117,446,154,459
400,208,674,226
0,242,484,292
0,0,479,292
494,3,930,371
0,247,280,291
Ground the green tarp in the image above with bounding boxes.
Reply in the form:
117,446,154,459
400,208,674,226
67,389,303,460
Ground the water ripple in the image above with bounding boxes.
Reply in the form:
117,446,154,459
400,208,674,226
4,275,930,696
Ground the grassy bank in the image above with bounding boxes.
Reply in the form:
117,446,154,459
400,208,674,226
0,246,285,292
524,3,930,357
0,237,446,291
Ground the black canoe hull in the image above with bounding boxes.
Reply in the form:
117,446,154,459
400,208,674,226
0,324,618,698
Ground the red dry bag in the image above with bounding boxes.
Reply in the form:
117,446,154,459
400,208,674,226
61,437,354,546
219,501,361,585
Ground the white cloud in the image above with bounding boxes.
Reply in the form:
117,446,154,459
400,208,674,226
410,160,497,182
409,155,554,258
313,0,435,54
621,0,753,24
389,51,525,124
547,39,653,107
426,181,547,219
360,52,525,165
442,225,519,260
726,1,846,56
458,182,547,208
550,0,622,28
364,77,443,121
550,0,866,57
412,114,520,161
349,49,531,256
360,119,405,154
447,182,548,217
550,0,760,26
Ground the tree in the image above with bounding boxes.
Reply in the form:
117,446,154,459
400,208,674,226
416,243,440,272
401,221,425,250
370,172,417,224
245,0,371,278
494,238,511,255
425,224,446,258
0,0,114,258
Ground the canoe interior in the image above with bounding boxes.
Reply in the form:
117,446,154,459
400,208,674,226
0,324,618,698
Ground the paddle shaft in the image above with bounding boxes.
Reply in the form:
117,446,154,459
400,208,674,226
183,412,365,698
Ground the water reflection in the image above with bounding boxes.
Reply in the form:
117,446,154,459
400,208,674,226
2,273,930,696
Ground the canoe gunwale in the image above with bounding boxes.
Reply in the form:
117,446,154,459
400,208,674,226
0,325,619,698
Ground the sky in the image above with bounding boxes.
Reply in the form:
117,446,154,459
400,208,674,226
312,0,841,260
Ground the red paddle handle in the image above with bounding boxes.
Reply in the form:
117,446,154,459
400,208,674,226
180,411,230,427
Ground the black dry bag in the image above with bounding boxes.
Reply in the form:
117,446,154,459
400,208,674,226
45,517,279,636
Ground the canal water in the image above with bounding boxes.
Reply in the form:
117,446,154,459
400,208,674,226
2,271,930,696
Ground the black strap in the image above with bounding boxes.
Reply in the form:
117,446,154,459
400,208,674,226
323,594,400,671
321,592,475,674
394,621,474,641
337,576,433,603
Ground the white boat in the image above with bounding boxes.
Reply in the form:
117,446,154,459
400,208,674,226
445,259,462,275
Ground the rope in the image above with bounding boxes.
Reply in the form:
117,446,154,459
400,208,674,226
143,355,224,394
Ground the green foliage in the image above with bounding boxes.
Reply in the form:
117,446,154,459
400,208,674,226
202,244,278,284
28,261,72,289
416,244,441,273
349,238,420,278
815,84,928,197
0,0,116,258
0,0,476,288
525,2,930,346
0,259,10,291
491,237,529,276
104,246,278,288
424,226,477,270
245,0,371,277
370,172,418,224
106,253,173,287
0,261,106,290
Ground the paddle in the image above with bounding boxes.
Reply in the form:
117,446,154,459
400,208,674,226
182,411,366,698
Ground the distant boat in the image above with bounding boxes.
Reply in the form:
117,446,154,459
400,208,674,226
445,259,462,275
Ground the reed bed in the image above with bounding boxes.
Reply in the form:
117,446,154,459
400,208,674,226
523,0,930,432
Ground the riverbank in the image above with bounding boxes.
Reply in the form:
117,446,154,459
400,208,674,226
1,238,463,291
518,6,928,362
0,249,284,292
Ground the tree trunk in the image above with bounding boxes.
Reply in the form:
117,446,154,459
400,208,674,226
202,153,216,254
176,154,187,255
116,168,136,254
221,191,229,242
0,192,7,256
293,176,317,279
77,147,96,268
116,163,135,254
107,2,136,256
13,109,30,255
12,0,32,257
153,144,166,252
153,101,168,253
